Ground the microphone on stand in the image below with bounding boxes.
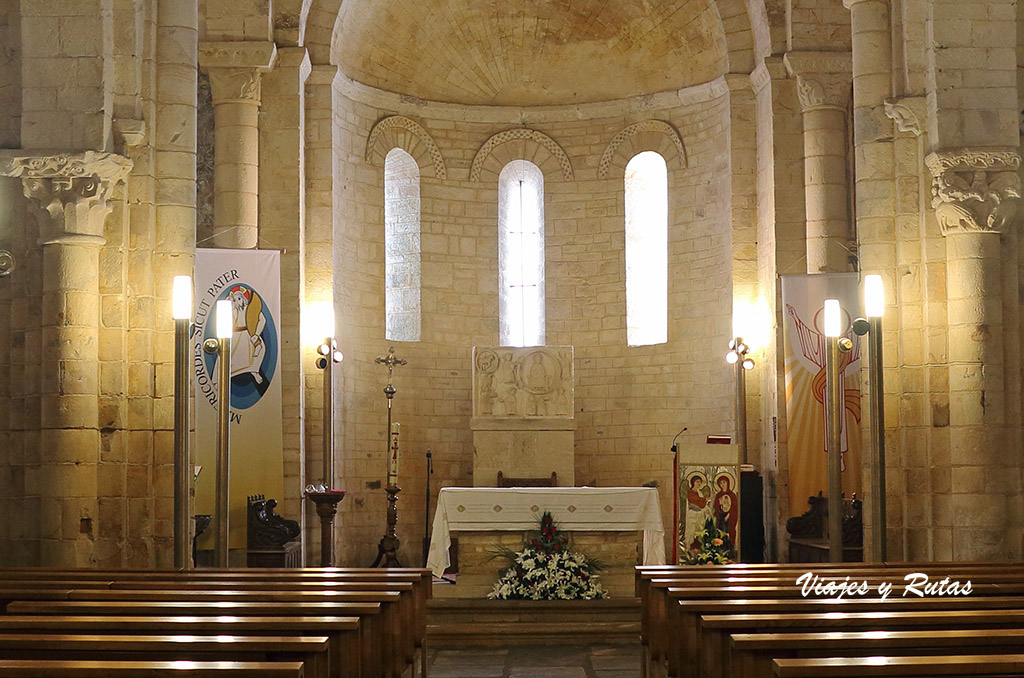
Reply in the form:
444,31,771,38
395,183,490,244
670,426,687,565
671,427,688,452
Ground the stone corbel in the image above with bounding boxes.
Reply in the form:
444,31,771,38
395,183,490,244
883,96,926,136
112,119,147,148
0,150,133,246
924,147,1022,235
783,51,853,112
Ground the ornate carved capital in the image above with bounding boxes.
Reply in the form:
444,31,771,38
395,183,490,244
199,41,276,106
0,151,132,245
884,96,926,136
783,51,852,112
925,147,1022,235
207,67,263,105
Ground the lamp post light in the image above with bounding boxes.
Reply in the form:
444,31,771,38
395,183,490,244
854,274,886,561
823,299,853,563
306,302,345,567
726,339,755,464
172,275,193,569
203,298,233,568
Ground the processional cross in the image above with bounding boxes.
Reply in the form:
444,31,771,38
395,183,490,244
372,346,407,567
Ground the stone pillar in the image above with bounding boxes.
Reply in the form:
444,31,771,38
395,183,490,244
302,64,338,565
846,0,898,560
926,148,1020,560
198,42,277,249
0,151,132,566
784,52,853,273
751,56,808,561
259,47,311,557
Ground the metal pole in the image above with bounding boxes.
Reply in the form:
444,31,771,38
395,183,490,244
735,342,748,465
423,450,432,567
215,336,231,568
868,316,886,561
824,335,843,563
323,341,333,487
173,318,191,569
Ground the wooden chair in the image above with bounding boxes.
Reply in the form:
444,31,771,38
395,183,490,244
496,471,557,487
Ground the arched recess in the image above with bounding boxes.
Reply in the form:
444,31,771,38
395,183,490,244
365,115,447,179
470,128,573,183
598,120,687,179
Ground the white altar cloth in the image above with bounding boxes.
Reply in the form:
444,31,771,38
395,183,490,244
426,487,666,577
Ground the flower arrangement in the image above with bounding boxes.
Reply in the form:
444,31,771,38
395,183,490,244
488,511,606,600
683,517,737,565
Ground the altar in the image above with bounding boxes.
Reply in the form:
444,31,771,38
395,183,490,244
427,487,666,597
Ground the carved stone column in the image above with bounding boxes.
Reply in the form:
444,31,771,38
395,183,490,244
784,52,853,273
0,151,132,566
926,147,1020,559
199,42,277,249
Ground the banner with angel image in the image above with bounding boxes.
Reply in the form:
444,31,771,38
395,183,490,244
780,273,863,518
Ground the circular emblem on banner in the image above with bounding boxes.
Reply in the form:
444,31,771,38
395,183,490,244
202,282,279,410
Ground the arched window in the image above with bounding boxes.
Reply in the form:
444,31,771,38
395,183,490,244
498,160,545,347
625,151,668,346
384,148,421,342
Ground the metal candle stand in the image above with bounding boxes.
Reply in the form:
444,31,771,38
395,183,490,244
371,347,406,568
307,334,344,567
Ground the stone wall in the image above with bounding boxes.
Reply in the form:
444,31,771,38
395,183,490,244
330,78,734,566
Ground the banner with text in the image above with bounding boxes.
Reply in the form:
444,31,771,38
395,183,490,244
781,273,862,518
193,248,284,548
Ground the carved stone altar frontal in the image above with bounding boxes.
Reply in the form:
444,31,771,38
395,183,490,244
472,346,573,419
471,346,575,487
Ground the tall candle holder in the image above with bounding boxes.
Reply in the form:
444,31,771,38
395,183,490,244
371,347,406,568
305,302,345,567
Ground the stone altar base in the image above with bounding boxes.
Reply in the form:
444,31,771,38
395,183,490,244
433,530,641,598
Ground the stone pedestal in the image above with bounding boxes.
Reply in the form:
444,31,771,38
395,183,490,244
471,346,575,486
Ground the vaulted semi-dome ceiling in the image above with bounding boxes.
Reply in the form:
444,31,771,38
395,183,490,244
332,0,728,106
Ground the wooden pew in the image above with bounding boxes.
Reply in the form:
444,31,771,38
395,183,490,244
646,572,1024,678
773,654,1024,677
0,659,305,677
0,569,430,678
700,608,1024,678
0,634,329,678
0,575,420,678
4,602,385,678
0,616,360,678
675,595,1024,678
731,628,1024,678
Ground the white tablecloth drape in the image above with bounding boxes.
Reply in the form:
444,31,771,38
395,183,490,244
426,487,666,578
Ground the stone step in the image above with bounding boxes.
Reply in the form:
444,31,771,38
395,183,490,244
427,598,641,647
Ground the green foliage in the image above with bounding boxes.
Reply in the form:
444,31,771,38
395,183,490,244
683,517,736,565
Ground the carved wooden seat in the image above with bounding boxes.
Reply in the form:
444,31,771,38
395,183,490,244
246,494,301,567
496,471,557,488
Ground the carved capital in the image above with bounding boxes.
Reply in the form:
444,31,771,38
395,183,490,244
883,96,926,136
0,151,132,246
925,147,1022,235
784,51,852,112
207,67,262,105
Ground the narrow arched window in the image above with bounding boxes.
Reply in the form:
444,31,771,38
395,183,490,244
384,148,421,342
498,160,545,347
625,151,668,346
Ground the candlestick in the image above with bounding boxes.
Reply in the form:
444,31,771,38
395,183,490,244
388,422,400,486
